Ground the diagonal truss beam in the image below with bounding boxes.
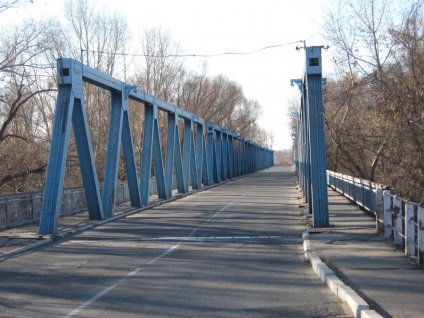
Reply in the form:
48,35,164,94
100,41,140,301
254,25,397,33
39,58,274,235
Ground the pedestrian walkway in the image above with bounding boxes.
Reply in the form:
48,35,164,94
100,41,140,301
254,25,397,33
304,189,424,318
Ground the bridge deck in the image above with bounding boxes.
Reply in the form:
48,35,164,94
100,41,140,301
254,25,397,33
0,166,351,317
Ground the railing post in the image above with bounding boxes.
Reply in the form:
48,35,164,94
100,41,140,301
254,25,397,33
375,188,384,232
405,201,416,257
383,190,392,239
31,194,35,221
418,203,424,264
71,190,74,215
5,198,9,227
393,194,403,247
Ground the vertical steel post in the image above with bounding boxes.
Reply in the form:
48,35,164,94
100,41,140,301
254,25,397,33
120,85,141,208
207,125,216,184
228,135,234,178
174,118,185,193
196,122,204,187
102,88,125,217
152,108,166,199
305,46,329,227
222,132,228,181
215,130,222,183
189,120,199,190
72,98,103,220
140,103,155,205
202,131,211,186
121,109,142,208
183,118,192,192
165,112,177,198
39,85,74,234
40,59,104,234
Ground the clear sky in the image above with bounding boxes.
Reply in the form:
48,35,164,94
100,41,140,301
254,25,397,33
5,0,331,150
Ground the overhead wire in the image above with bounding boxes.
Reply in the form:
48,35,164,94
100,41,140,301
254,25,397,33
81,40,305,59
79,3,352,62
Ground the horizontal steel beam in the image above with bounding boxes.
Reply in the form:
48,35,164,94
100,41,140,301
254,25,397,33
39,58,273,235
58,58,204,124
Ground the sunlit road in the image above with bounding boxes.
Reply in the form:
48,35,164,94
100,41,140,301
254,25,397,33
0,166,351,317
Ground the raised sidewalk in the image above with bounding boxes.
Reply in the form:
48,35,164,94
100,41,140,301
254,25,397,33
304,188,424,318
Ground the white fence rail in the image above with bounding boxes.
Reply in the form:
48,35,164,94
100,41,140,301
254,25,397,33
327,171,424,263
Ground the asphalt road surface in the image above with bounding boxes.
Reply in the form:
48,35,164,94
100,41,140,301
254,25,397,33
0,166,351,317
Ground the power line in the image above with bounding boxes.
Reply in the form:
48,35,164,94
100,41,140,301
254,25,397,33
81,40,305,59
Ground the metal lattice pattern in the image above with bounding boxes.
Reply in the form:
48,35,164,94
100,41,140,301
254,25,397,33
39,59,273,235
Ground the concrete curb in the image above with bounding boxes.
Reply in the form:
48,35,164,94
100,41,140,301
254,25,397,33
303,231,383,318
0,237,53,260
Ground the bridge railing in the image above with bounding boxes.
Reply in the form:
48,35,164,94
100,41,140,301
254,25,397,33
327,170,424,264
326,171,385,214
0,176,174,229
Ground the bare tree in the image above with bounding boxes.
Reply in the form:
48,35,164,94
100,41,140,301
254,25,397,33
63,0,131,184
0,17,59,192
136,27,185,103
323,0,424,200
323,0,395,180
0,0,25,14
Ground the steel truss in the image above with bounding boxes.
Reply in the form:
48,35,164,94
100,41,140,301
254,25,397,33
39,59,273,235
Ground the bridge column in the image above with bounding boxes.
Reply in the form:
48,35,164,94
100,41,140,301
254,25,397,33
39,59,103,235
305,46,329,227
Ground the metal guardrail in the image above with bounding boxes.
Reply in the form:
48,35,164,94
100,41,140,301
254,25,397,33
327,170,424,264
0,177,165,229
326,171,384,214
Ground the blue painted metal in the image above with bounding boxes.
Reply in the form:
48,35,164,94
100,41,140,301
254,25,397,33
39,58,273,234
121,109,142,208
72,98,103,220
222,132,228,181
140,102,154,205
152,108,167,200
292,46,329,228
39,59,103,235
102,87,125,218
165,113,177,198
174,120,185,194
182,118,192,192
